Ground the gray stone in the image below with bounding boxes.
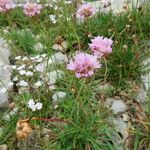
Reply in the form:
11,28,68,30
52,91,66,103
48,52,68,65
122,114,129,122
111,100,127,114
0,89,8,107
46,70,64,85
0,144,8,150
35,52,68,72
113,117,128,140
141,58,150,91
105,98,114,107
137,88,148,103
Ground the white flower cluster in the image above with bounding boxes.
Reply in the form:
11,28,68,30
49,14,57,24
11,54,47,91
28,99,43,111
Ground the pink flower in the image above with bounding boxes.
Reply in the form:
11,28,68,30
67,52,101,78
23,3,42,17
0,0,15,12
89,36,113,57
76,3,96,20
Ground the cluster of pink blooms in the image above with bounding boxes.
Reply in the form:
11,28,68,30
67,36,113,78
0,0,15,12
67,52,101,78
76,3,96,20
89,36,113,57
23,3,42,17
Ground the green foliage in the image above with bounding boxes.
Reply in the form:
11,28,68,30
8,29,36,54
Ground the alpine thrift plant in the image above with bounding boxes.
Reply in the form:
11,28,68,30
89,36,113,57
67,52,101,78
23,3,42,17
76,3,96,20
0,0,15,12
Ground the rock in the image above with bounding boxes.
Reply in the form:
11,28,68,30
136,88,148,103
52,91,66,103
0,37,11,107
141,58,150,91
0,144,8,150
0,37,10,65
113,117,128,140
48,52,68,65
0,89,8,107
105,98,114,107
35,52,68,72
46,70,64,85
35,61,47,72
34,42,44,52
111,100,127,114
122,114,129,122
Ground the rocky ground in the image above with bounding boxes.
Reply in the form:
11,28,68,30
0,0,149,149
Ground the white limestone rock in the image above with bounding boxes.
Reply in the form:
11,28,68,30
122,114,129,122
113,117,128,140
46,70,64,85
136,88,148,103
0,89,8,107
52,91,66,103
141,58,150,91
35,52,68,72
0,144,8,150
0,37,10,65
111,100,127,114
48,52,68,65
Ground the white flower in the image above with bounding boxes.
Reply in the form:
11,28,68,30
11,65,17,70
15,56,21,60
41,53,47,58
64,1,72,4
28,99,36,111
36,102,43,110
17,80,28,87
13,77,18,81
36,57,43,63
28,65,33,69
34,81,43,88
35,55,40,59
49,14,57,24
26,71,33,76
54,6,58,10
30,57,36,61
19,70,26,75
28,99,43,111
22,57,29,61
17,65,26,71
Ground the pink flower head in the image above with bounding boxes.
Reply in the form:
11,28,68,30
67,52,101,78
89,36,113,57
76,3,96,20
23,3,42,17
0,0,15,12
